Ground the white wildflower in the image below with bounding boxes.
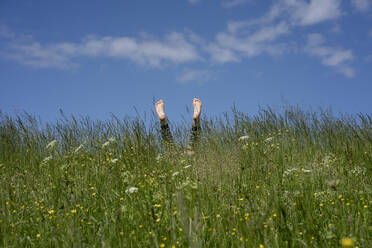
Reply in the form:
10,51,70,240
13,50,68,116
46,140,57,149
264,137,273,142
111,158,118,163
283,168,298,176
183,165,192,169
302,169,312,173
102,141,110,148
351,166,366,176
109,137,116,143
172,171,180,177
156,154,162,161
186,150,195,156
42,156,53,163
74,144,84,153
238,135,250,141
125,187,138,194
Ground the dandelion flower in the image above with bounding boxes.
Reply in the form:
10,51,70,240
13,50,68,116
36,234,41,238
340,238,354,247
125,187,138,194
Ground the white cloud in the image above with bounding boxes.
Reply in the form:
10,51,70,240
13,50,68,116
1,31,200,69
208,22,290,63
177,69,217,83
227,4,283,33
231,0,342,28
206,43,240,63
351,0,371,12
280,0,342,26
305,33,354,77
5,42,77,69
221,0,250,8
221,1,353,77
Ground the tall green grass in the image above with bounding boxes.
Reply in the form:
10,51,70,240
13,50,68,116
0,106,371,247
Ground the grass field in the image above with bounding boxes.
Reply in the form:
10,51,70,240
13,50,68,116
0,106,371,247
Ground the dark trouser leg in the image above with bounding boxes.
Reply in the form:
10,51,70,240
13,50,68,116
161,123,174,149
188,123,201,151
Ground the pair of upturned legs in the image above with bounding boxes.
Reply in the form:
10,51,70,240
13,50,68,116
155,98,202,151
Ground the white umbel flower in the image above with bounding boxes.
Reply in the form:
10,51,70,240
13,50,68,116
265,137,273,142
125,187,138,194
238,135,250,141
74,144,84,153
46,140,57,149
102,141,110,148
42,156,53,163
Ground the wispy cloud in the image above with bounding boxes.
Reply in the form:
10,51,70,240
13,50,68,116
1,30,200,69
221,0,250,8
227,0,342,30
282,0,342,26
0,0,356,79
305,33,354,77
221,0,354,77
351,0,371,12
207,21,290,63
205,43,240,63
177,68,217,83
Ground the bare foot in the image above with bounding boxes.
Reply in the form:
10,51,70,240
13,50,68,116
155,100,166,123
192,98,202,121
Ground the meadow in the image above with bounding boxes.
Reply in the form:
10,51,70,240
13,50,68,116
0,106,371,247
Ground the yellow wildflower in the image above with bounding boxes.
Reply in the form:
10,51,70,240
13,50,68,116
340,238,354,247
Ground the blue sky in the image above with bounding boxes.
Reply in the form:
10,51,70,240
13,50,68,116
0,0,371,123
